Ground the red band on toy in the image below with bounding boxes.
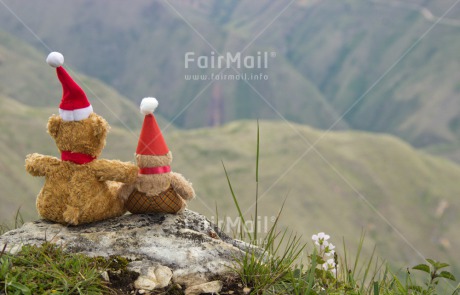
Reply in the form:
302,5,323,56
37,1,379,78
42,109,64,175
139,165,171,175
61,151,96,164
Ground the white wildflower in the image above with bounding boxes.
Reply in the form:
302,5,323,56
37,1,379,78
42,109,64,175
312,232,330,246
321,258,338,275
325,243,335,256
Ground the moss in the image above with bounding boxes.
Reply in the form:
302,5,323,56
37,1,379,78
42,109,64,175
98,255,130,271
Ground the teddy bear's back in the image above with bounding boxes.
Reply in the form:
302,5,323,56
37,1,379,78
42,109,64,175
36,160,119,223
43,160,112,191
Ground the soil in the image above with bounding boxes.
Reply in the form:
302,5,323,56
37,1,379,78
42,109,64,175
105,270,251,295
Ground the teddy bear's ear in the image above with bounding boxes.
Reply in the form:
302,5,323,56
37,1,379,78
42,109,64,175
47,115,62,138
91,114,109,141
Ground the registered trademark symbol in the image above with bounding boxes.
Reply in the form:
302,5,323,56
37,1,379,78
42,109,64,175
271,216,276,222
270,52,277,58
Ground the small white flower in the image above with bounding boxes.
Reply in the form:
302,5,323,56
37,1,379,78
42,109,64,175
322,258,336,271
323,258,338,275
331,267,337,276
312,232,330,247
324,242,335,255
312,232,330,242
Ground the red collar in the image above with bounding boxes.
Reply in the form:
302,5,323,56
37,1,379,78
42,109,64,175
61,151,96,164
139,165,171,175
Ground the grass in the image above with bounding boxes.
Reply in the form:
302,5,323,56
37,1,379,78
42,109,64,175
220,123,460,294
0,239,141,294
0,243,109,294
222,122,306,293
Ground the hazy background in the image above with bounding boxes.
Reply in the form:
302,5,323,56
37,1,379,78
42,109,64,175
0,0,459,277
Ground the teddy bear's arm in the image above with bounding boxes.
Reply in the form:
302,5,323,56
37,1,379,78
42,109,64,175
25,153,61,177
93,159,139,183
170,172,196,200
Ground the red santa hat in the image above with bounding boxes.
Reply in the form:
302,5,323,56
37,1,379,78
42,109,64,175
46,52,93,121
136,97,169,155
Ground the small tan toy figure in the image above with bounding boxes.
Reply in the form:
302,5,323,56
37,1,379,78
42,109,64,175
25,52,138,225
121,97,195,214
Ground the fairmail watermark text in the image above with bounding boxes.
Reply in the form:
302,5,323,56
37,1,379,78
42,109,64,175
185,51,276,69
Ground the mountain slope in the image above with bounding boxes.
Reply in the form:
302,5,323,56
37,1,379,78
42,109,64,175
280,0,460,147
0,0,458,155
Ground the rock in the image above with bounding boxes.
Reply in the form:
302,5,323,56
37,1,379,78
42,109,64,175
0,210,250,288
134,275,156,291
185,280,223,295
101,271,110,282
129,260,172,291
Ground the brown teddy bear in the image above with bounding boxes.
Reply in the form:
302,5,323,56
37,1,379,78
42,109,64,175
120,97,195,214
25,52,138,225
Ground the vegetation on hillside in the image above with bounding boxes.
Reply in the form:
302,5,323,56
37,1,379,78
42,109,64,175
0,0,459,154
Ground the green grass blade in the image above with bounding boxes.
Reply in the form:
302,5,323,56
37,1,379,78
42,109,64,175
373,281,379,295
353,231,366,276
256,119,260,183
307,249,318,291
221,161,250,240
360,244,376,293
254,119,260,244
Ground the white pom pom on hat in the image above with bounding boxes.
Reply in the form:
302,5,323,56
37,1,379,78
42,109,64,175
46,52,64,68
140,97,159,115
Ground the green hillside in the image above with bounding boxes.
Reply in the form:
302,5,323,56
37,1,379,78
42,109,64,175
0,0,459,158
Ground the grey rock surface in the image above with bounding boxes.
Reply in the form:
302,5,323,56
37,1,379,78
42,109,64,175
0,210,249,287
